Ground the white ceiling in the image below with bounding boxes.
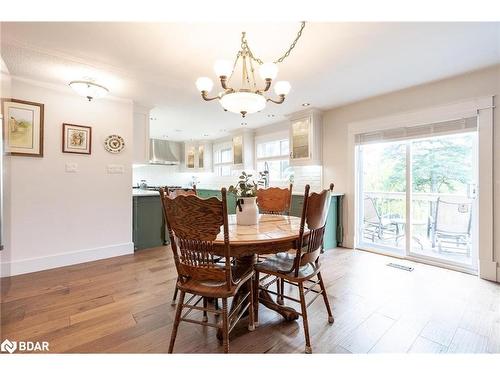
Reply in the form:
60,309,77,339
1,22,499,141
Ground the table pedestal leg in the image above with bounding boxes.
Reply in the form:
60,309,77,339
258,288,299,321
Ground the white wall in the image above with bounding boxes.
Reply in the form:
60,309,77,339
322,64,500,281
0,77,134,276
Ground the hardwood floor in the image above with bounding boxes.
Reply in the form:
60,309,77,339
1,247,499,353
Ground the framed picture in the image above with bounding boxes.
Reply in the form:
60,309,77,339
1,99,44,157
62,123,92,155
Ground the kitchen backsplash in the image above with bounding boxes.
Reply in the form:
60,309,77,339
132,164,323,193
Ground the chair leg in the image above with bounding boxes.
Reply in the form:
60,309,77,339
298,282,312,354
276,277,284,305
254,271,260,327
202,297,208,322
317,272,334,324
168,290,185,353
171,277,179,306
222,298,229,354
248,278,255,331
214,298,220,316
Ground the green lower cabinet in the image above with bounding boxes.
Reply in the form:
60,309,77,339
132,191,343,252
290,194,343,250
133,195,166,251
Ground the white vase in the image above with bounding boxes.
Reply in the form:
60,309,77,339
236,197,259,226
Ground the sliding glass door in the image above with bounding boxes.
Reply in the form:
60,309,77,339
357,126,478,272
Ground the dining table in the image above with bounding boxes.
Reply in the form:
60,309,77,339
212,214,309,331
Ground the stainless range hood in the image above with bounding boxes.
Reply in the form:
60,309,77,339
149,139,180,165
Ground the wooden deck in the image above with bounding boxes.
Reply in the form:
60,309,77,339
1,246,499,353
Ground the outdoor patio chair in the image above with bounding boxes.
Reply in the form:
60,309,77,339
430,197,472,256
363,197,400,243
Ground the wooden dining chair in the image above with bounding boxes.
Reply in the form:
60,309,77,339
159,186,198,306
255,184,293,304
254,183,335,354
161,188,255,354
256,184,293,215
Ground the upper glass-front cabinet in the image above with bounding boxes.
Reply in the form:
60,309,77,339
291,118,311,159
186,145,196,168
198,144,204,169
232,135,243,165
184,141,211,171
288,110,322,165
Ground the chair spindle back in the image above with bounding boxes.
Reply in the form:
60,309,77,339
256,184,293,215
294,183,334,276
160,187,232,289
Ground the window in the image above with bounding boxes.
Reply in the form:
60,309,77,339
213,144,232,176
215,165,232,177
218,148,232,164
256,138,290,181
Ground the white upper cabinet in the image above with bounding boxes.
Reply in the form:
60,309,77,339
132,105,151,164
183,141,212,171
288,109,322,165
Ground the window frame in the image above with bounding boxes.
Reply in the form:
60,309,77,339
254,131,290,182
213,141,233,177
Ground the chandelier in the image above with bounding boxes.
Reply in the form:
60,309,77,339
69,80,109,101
195,22,306,117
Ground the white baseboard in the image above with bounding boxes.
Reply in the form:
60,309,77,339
0,242,134,277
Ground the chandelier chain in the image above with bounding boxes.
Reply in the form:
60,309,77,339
240,21,306,65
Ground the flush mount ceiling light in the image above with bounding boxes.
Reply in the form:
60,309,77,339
196,22,305,117
69,80,109,101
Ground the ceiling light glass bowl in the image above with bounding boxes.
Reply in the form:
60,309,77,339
219,91,266,117
69,80,109,101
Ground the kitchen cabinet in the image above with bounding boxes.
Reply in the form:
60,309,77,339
133,194,167,251
231,129,254,169
132,190,342,251
133,105,151,164
288,109,322,166
184,141,212,171
232,135,243,165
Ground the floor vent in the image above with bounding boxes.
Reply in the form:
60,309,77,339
387,263,414,272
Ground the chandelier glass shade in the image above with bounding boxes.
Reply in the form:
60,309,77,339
219,91,267,115
195,22,305,117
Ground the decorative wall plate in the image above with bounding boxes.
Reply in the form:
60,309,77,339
104,135,125,153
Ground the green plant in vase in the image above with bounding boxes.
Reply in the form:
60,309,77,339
228,171,258,197
228,171,259,225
